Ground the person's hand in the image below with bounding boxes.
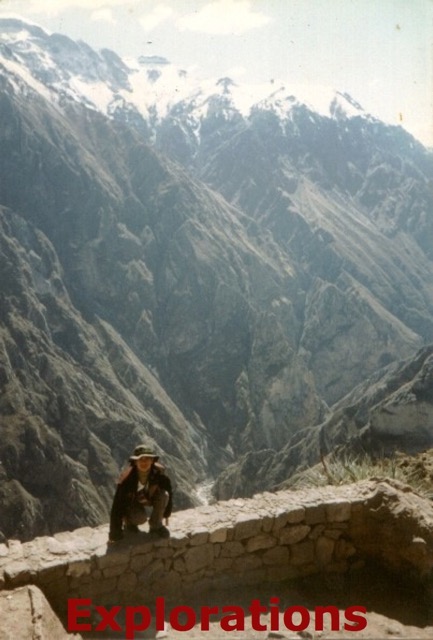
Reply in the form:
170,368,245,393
108,534,123,544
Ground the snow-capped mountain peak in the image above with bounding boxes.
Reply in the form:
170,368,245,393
330,91,366,119
0,17,387,142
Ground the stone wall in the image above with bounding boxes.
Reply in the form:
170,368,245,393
1,480,433,630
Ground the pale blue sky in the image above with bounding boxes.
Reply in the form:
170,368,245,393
1,0,432,146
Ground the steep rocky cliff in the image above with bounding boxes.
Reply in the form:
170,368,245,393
213,345,433,500
0,66,326,539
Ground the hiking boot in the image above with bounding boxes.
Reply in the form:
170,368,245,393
125,523,140,533
150,525,170,539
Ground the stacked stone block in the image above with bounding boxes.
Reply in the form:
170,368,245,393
1,480,432,622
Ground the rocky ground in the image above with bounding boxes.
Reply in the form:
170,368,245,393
70,564,432,640
274,447,433,502
3,566,432,640
394,449,433,492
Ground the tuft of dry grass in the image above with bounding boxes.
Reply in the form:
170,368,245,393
286,451,433,500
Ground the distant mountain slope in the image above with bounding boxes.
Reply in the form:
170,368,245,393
0,200,209,539
213,344,433,500
0,40,325,538
1,18,433,535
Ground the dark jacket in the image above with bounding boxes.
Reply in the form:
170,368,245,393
109,462,172,541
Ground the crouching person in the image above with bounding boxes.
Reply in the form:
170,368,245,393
109,444,172,543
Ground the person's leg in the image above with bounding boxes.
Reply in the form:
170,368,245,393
149,489,169,532
124,505,148,532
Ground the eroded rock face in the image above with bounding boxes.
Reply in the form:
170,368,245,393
322,345,433,457
0,207,206,539
0,84,328,539
214,347,433,500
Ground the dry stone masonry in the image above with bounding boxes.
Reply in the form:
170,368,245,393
1,479,433,636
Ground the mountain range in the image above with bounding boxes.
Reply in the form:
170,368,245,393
0,18,432,539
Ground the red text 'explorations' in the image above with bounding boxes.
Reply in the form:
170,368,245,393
68,597,367,638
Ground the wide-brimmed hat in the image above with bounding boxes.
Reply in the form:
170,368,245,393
129,445,159,461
